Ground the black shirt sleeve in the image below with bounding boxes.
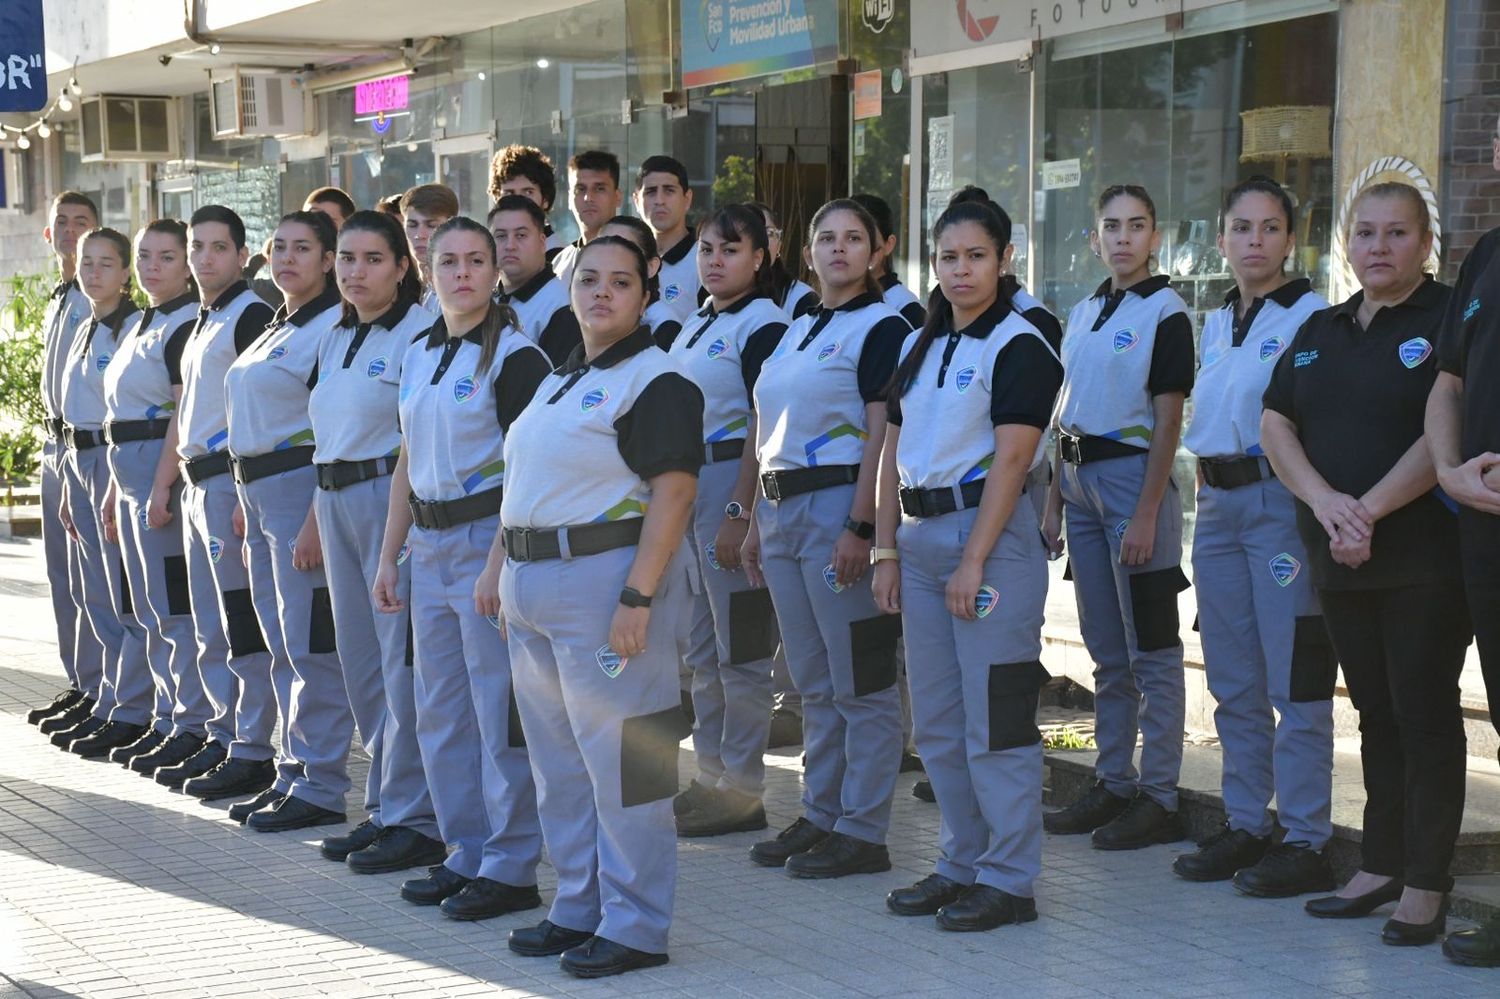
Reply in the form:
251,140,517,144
493,346,553,434
1147,311,1195,397
899,301,927,330
614,372,706,480
1262,326,1305,422
1021,306,1064,354
856,316,910,403
164,319,195,385
991,335,1064,428
537,307,581,368
653,320,683,351
1437,227,1499,377
792,290,819,319
740,321,788,397
233,302,275,355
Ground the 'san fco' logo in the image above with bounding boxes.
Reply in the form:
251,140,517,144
1399,337,1432,369
702,0,724,52
706,337,729,359
1269,552,1301,587
816,342,841,363
208,536,224,564
954,365,977,393
596,644,628,678
453,375,477,404
1112,328,1140,353
1259,336,1285,363
266,345,288,361
581,387,610,412
975,585,999,619
367,356,388,378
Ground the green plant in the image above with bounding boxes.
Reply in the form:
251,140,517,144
0,427,40,487
1,272,52,339
1043,726,1096,750
712,155,757,208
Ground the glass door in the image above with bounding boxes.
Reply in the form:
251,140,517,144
434,132,495,220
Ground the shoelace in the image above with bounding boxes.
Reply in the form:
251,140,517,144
1263,840,1314,862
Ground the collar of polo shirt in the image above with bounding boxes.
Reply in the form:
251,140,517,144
1223,276,1311,310
696,289,766,320
557,324,655,373
879,271,901,291
1091,274,1171,300
358,298,415,331
272,283,341,327
952,294,1014,339
818,289,883,315
499,267,554,304
1333,273,1441,320
207,280,250,311
52,278,78,299
150,289,199,317
423,314,488,349
661,233,694,265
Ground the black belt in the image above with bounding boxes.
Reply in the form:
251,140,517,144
1199,455,1274,491
409,486,502,530
62,425,105,451
759,463,859,501
317,456,399,492
104,418,171,444
503,517,644,562
1058,432,1146,465
900,478,988,518
707,438,745,463
182,451,232,485
230,446,315,485
45,417,66,442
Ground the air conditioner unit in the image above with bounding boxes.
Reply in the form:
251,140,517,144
80,95,179,162
210,69,311,138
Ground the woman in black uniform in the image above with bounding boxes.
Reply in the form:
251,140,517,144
1262,182,1469,946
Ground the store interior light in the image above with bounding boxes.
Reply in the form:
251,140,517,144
209,43,222,55
536,57,550,69
477,71,486,81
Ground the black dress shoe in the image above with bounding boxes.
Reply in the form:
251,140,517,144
72,720,150,758
347,826,449,874
1233,842,1336,898
509,920,594,957
1043,780,1131,835
766,708,803,749
39,698,94,735
130,732,205,773
51,714,104,749
785,831,891,879
750,817,830,868
1172,824,1269,882
936,885,1038,932
440,878,542,921
229,789,284,824
899,751,925,773
677,789,767,837
246,794,344,833
155,740,228,788
672,781,716,818
400,865,471,905
28,688,84,726
1444,912,1500,967
912,778,935,803
1382,895,1448,946
1091,795,1184,851
888,873,968,916
320,819,379,861
183,757,275,800
1304,878,1404,919
559,936,668,979
109,728,164,764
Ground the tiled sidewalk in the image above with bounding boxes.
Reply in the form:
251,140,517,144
0,536,1493,998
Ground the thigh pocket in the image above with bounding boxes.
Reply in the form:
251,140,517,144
728,587,780,664
309,587,337,654
988,660,1051,751
849,614,903,696
164,554,192,616
619,706,691,807
1289,615,1338,702
1127,566,1191,652
223,587,269,657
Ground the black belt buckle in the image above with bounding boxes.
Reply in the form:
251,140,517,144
897,487,933,518
759,471,783,502
1059,434,1083,465
507,527,534,561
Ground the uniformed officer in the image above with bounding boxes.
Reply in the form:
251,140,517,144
205,210,354,832
852,192,925,329
1041,184,1194,851
146,206,277,786
633,155,698,324
372,217,549,920
874,197,1061,931
500,235,703,978
599,216,683,348
1175,177,1337,895
551,150,624,287
302,186,356,231
944,187,1062,352
400,184,458,312
490,194,582,366
488,144,566,262
30,192,103,734
88,220,203,763
744,198,907,877
754,202,819,319
52,229,144,752
1264,182,1469,947
666,204,788,838
307,210,446,875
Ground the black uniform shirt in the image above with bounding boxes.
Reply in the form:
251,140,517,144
1437,225,1500,460
1263,276,1460,590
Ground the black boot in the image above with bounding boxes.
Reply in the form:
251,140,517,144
749,817,829,867
559,936,668,978
155,739,227,787
784,831,890,879
28,688,84,726
509,920,593,958
245,794,344,833
676,788,767,837
347,826,449,874
440,878,542,921
108,728,165,765
50,714,105,749
1444,912,1500,967
1091,795,1184,851
39,698,94,735
672,781,716,818
887,874,967,916
935,885,1038,932
130,732,205,774
71,720,149,758
399,865,470,906
183,757,275,800
229,788,284,824
1232,841,1336,898
320,819,380,862
1043,780,1131,835
1171,824,1268,882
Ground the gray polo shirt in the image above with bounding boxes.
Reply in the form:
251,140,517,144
224,285,342,458
102,291,199,423
176,282,277,460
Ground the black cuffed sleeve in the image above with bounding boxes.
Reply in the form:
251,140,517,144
856,316,909,403
537,307,582,368
233,302,276,354
740,321,788,397
493,345,553,434
614,372,705,479
1147,311,1195,397
899,301,927,329
1262,323,1307,422
164,319,195,385
653,319,683,351
1021,305,1063,353
990,334,1063,428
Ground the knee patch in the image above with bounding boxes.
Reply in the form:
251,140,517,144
223,587,268,657
309,587,337,655
118,556,134,615
619,705,691,807
507,685,526,748
728,587,779,664
1127,567,1190,652
164,554,192,616
1289,615,1338,702
988,660,1051,751
849,614,902,696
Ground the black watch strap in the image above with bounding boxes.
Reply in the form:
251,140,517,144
843,517,875,540
619,586,653,608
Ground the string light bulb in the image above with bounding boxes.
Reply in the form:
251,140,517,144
58,94,73,112
17,133,31,150
37,122,51,139
69,77,82,96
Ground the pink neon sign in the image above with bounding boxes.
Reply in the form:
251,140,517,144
354,75,409,115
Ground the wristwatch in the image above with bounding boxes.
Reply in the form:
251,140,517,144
724,500,749,521
843,517,875,540
870,547,899,565
619,586,653,608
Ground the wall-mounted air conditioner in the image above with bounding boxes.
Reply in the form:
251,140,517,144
210,69,312,138
80,95,179,162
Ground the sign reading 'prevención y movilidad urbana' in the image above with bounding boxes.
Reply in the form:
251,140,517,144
682,0,840,89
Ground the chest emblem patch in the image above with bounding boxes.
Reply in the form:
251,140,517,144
596,645,627,678
954,365,977,393
1112,328,1139,353
705,337,729,359
581,387,610,412
367,356,388,378
816,342,841,363
1269,552,1301,587
974,585,999,619
1398,337,1432,369
663,283,682,303
453,376,477,404
266,345,288,361
96,352,113,372
1259,336,1285,363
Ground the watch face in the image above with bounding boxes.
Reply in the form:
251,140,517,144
725,501,743,519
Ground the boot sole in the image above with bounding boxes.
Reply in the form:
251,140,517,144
187,778,274,802
248,813,345,833
1442,942,1500,967
786,858,892,880
677,816,770,838
441,897,542,922
1171,864,1238,883
936,908,1039,932
1093,826,1185,851
561,953,669,978
348,848,450,875
399,889,463,906
509,938,591,958
1233,877,1337,899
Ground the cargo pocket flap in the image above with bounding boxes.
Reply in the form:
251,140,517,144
728,587,780,664
1127,566,1190,653
619,705,691,808
1289,615,1338,703
849,614,902,697
987,659,1049,751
